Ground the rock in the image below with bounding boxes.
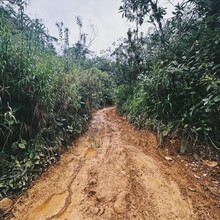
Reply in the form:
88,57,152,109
188,187,196,192
87,206,99,215
99,206,104,215
164,156,173,161
113,191,130,214
89,178,97,185
102,208,115,219
0,197,14,215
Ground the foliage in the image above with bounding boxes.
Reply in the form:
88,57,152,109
56,16,97,69
113,0,220,156
0,2,112,198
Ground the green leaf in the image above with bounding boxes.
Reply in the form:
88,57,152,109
25,161,34,169
18,143,26,149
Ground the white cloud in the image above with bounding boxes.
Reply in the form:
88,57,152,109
26,0,180,54
26,0,129,54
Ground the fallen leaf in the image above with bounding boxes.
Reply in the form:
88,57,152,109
202,160,218,167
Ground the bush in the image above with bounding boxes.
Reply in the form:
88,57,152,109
0,3,113,198
113,1,220,156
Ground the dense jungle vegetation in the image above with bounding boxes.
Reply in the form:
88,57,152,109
113,0,220,158
0,0,220,199
0,0,112,198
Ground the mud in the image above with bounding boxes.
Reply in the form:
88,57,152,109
10,107,220,219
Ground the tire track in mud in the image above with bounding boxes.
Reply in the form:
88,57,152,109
10,107,220,220
23,152,87,220
46,160,84,220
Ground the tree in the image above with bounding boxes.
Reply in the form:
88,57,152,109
119,0,166,41
57,16,97,68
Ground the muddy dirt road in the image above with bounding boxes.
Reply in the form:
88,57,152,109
11,107,219,219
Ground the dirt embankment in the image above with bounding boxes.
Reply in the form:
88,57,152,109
9,107,220,219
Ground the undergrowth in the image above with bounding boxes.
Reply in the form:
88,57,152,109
0,2,112,198
113,0,220,160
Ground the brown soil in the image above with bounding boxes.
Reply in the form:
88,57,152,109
10,107,220,220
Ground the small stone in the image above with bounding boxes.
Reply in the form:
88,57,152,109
88,206,99,214
194,175,200,179
113,191,130,214
93,207,99,214
87,190,96,197
0,198,14,215
164,156,173,161
89,178,97,185
188,187,196,192
99,206,105,215
102,208,115,219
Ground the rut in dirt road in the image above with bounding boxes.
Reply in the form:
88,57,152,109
10,107,219,220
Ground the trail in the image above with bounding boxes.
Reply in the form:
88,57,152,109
11,107,219,220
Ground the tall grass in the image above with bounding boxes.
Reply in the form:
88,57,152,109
0,2,112,198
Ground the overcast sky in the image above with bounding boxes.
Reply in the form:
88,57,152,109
26,0,179,54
